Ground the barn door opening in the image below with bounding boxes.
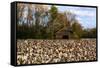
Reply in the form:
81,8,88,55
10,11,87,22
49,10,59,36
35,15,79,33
62,35,69,39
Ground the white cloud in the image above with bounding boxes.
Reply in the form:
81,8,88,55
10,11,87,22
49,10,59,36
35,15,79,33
68,8,96,17
57,6,96,17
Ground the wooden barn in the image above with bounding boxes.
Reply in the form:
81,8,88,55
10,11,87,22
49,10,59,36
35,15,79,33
55,27,73,39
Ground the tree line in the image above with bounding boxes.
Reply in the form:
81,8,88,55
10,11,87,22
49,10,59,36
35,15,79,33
17,4,97,39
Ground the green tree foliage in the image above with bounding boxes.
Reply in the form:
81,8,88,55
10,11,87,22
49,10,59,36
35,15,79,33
72,20,83,38
49,5,58,20
82,28,96,38
46,5,58,39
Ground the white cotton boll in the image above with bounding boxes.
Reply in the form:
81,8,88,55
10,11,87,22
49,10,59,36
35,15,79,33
59,52,62,58
24,40,28,45
42,60,45,63
67,49,70,52
17,61,20,65
17,39,96,64
84,51,87,55
69,54,73,58
37,42,40,45
27,48,29,51
70,48,74,51
17,55,22,59
84,57,87,60
23,60,26,64
20,43,23,46
79,48,83,52
30,52,33,56
53,58,60,62
23,55,28,60
77,53,81,57
56,49,59,53
63,53,68,57
21,56,24,61
45,59,51,63
26,53,29,56
71,58,75,61
34,57,37,61
28,60,31,64
30,48,33,52
78,43,81,45
32,60,34,63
